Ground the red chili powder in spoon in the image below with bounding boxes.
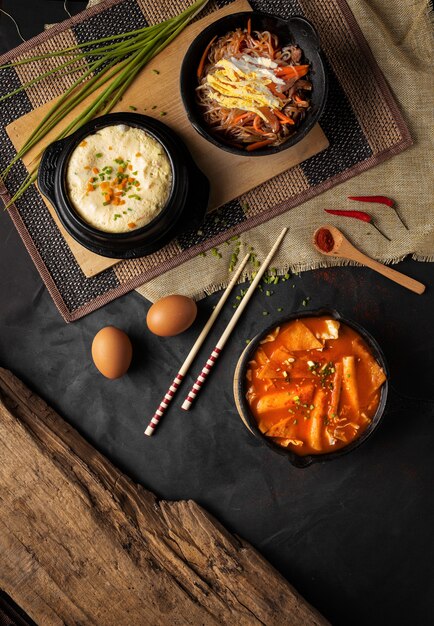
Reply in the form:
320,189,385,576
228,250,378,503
315,227,334,252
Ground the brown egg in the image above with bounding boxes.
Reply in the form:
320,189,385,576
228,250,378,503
147,295,197,337
91,326,133,379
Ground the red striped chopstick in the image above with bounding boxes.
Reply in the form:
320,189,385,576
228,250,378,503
182,347,222,409
181,227,288,411
144,252,251,436
146,373,184,433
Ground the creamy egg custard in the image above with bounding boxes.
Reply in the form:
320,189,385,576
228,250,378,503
66,125,172,233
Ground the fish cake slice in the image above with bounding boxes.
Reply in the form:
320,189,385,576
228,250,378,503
279,320,323,352
352,338,386,391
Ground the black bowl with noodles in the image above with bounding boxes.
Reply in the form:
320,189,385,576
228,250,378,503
180,11,327,156
233,309,389,468
38,113,209,259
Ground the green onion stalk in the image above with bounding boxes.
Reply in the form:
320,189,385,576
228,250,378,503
0,0,208,207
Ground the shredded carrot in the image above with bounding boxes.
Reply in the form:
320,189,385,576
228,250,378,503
86,183,94,193
274,109,295,125
197,35,217,81
253,115,269,134
79,140,87,147
253,115,261,132
92,167,99,174
246,138,274,151
232,112,250,125
135,152,142,157
293,94,308,105
267,82,285,100
128,222,137,229
128,164,133,170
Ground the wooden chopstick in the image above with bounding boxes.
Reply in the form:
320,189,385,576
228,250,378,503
181,227,288,411
144,252,251,436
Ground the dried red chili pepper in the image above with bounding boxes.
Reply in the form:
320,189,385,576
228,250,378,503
348,195,393,206
348,195,408,230
324,209,391,241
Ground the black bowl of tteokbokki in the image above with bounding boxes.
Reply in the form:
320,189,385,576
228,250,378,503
233,310,389,468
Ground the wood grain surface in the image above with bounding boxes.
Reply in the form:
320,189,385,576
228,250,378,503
6,0,328,277
0,367,329,626
316,225,426,294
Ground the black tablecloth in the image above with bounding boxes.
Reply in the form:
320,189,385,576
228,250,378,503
1,3,434,625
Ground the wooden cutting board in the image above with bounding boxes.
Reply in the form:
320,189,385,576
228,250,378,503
6,0,328,278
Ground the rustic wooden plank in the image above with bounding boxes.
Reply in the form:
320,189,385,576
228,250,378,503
0,368,329,626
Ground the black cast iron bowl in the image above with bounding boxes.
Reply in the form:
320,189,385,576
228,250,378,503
233,309,389,468
180,11,328,157
38,113,210,259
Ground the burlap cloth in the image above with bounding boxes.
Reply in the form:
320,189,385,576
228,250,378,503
127,0,433,303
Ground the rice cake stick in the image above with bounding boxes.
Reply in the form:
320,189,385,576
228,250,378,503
308,388,328,451
256,382,315,415
328,361,343,419
342,356,359,412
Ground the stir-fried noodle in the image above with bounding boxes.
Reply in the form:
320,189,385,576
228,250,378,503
196,20,312,151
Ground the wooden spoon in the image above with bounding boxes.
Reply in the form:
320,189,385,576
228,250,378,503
313,225,426,294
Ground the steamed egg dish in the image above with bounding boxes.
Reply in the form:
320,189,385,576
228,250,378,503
66,125,172,233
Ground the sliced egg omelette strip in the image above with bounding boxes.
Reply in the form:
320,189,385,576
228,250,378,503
66,125,172,234
205,55,285,120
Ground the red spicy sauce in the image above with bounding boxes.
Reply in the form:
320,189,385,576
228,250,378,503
315,227,334,252
246,317,386,456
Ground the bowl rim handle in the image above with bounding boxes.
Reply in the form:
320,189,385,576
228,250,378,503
286,15,320,49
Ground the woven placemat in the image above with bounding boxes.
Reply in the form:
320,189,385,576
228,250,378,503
0,0,412,322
